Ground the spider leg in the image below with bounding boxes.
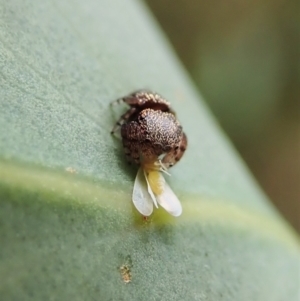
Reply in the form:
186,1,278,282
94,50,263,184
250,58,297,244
125,153,133,165
110,96,127,107
112,91,160,107
111,94,140,107
111,107,136,134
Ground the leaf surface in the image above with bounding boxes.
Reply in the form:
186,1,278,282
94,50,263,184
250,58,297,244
0,0,299,300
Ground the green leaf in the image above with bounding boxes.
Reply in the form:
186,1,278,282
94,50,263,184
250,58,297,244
0,0,299,300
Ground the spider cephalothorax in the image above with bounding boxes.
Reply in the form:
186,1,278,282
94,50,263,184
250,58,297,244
111,90,187,169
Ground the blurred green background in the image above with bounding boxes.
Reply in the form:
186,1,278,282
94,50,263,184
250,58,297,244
144,0,300,232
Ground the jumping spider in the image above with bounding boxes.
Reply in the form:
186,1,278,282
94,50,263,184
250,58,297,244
111,90,187,217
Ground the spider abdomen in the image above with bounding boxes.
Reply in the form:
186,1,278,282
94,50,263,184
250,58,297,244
121,108,185,166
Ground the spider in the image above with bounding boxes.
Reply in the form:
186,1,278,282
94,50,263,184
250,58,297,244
111,90,187,168
111,90,187,217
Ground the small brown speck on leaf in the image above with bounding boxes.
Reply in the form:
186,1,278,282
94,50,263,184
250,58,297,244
119,264,132,283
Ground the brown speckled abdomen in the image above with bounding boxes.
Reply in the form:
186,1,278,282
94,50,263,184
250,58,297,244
121,108,186,167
